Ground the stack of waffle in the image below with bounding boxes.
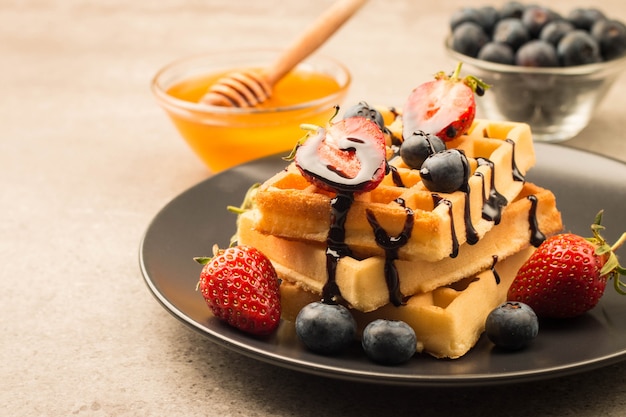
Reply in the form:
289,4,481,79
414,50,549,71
237,118,562,359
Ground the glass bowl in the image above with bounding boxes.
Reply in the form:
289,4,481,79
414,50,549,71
445,37,626,142
151,49,351,172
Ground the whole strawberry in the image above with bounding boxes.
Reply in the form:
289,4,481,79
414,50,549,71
508,211,626,319
195,245,281,336
402,62,489,141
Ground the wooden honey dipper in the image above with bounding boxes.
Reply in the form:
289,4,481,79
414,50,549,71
200,0,367,107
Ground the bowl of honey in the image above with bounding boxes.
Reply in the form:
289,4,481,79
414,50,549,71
151,49,352,172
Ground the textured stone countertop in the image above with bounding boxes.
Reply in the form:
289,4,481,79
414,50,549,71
3,1,626,416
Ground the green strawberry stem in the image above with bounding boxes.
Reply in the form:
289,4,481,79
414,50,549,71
194,245,222,291
226,183,261,246
194,245,221,266
227,183,260,215
438,62,490,96
588,210,626,295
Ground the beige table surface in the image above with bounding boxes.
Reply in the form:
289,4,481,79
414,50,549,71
3,1,626,416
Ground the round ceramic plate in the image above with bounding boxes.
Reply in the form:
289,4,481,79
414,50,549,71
139,143,626,387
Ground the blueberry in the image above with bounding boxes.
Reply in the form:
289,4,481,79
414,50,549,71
539,20,575,46
400,131,446,170
591,19,626,61
451,21,489,58
449,7,484,31
557,30,602,66
499,1,526,20
500,1,526,19
343,101,386,131
493,18,530,51
485,301,538,350
515,40,559,67
477,6,500,35
477,42,515,65
419,149,469,194
521,6,559,38
567,7,607,31
295,301,356,355
362,319,417,365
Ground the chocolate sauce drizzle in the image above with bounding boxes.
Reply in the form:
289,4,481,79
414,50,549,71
389,164,405,188
505,138,525,182
432,194,460,258
476,157,508,225
318,135,532,305
490,255,501,284
365,198,414,306
322,192,354,303
527,194,546,247
452,150,479,246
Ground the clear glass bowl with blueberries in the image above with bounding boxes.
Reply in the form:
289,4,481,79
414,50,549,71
446,2,626,142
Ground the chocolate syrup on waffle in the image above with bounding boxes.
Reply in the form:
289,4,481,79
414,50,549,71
365,198,414,306
389,164,405,188
490,255,501,284
322,192,354,303
317,132,529,305
506,138,525,182
460,153,479,245
476,157,508,225
527,194,546,247
433,194,460,258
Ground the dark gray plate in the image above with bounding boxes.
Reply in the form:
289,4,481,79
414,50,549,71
139,143,626,387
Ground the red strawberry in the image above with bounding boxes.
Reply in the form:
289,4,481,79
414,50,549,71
508,211,626,319
195,245,281,336
402,62,489,141
293,114,387,194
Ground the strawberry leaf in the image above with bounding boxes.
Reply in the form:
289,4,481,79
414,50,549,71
193,256,213,265
227,183,260,214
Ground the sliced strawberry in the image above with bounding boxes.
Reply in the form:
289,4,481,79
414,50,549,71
294,115,387,194
402,63,488,141
508,211,626,319
195,245,281,336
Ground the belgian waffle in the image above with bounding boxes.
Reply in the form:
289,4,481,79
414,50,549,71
238,182,562,312
233,116,563,359
251,119,536,263
279,246,535,359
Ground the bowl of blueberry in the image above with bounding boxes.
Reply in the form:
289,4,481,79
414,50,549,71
446,2,626,142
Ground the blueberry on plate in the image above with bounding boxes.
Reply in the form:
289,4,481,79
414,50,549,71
557,30,603,66
539,20,575,46
492,17,530,51
295,301,356,355
419,149,469,194
477,42,515,65
485,301,539,350
567,7,607,31
451,21,489,58
400,131,446,170
362,319,417,365
515,40,559,67
591,19,626,61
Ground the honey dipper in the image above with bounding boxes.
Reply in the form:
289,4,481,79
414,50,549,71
200,0,367,107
